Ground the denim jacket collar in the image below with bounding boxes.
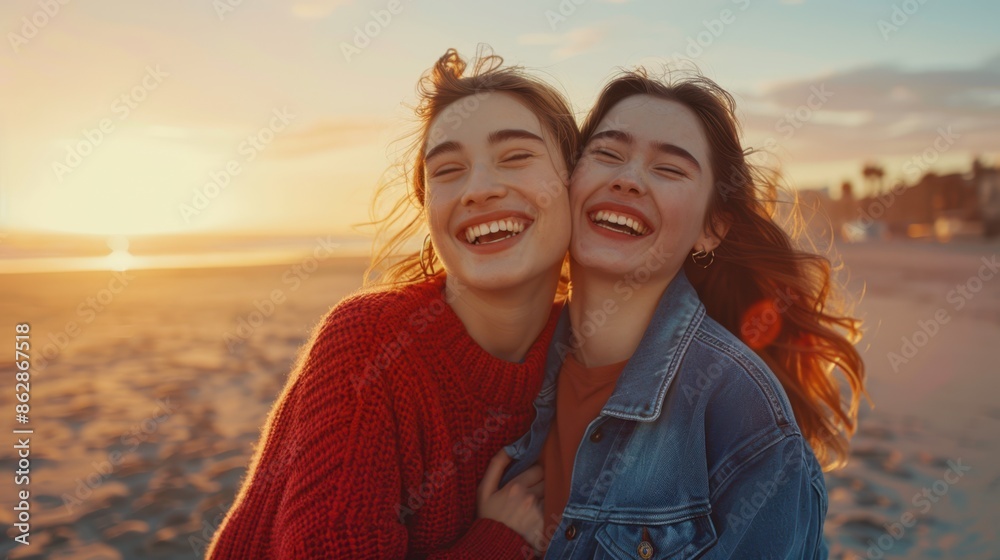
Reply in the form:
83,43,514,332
502,270,707,481
600,270,705,421
551,270,705,422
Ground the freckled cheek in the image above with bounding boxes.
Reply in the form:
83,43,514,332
549,201,573,241
568,175,602,214
657,195,708,240
569,194,589,224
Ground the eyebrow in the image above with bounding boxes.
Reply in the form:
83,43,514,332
487,128,544,145
424,141,459,162
589,129,702,173
424,128,545,162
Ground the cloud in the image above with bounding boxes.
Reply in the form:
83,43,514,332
518,26,607,61
263,118,393,158
290,0,353,19
740,56,1000,163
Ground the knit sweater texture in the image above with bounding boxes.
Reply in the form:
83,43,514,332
207,277,560,559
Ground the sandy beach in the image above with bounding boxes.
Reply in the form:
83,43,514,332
1,242,998,559
822,240,1000,559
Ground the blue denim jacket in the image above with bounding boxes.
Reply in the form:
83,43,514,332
502,271,829,559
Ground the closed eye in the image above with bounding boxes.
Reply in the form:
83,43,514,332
655,166,688,178
501,152,536,164
431,165,464,178
590,147,622,161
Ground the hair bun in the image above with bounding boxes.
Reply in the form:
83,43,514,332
433,48,466,83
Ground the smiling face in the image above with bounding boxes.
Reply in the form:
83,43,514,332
423,91,571,291
570,94,723,282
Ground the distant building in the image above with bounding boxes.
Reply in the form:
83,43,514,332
975,160,1000,237
798,158,999,241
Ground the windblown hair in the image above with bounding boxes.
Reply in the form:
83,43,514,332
364,47,579,287
579,71,867,470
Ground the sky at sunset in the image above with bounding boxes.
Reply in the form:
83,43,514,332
1,0,997,237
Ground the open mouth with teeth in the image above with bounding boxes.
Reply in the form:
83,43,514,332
464,218,527,245
589,210,649,236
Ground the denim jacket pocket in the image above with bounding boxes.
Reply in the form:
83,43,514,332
594,512,717,560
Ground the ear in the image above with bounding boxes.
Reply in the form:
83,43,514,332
695,212,730,253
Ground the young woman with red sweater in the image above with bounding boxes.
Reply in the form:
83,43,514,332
206,48,579,558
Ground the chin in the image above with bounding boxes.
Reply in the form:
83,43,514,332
571,240,622,268
572,250,663,283
447,263,537,292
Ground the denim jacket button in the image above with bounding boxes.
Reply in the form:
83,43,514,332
589,427,603,443
637,526,655,558
564,524,577,540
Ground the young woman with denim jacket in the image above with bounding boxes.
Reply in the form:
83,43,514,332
496,72,867,558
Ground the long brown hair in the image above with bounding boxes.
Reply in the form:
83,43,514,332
580,70,867,470
364,47,579,287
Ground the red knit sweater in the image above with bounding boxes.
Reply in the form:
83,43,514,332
207,277,559,559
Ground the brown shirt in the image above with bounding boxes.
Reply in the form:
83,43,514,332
540,353,628,532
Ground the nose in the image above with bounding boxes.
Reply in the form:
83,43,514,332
610,163,646,196
460,161,507,206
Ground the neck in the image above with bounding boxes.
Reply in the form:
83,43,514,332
567,259,676,368
445,269,560,362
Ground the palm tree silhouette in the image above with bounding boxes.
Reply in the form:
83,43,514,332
862,163,885,196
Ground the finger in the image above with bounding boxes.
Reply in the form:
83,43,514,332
511,464,544,488
527,512,547,555
525,479,545,499
478,449,512,501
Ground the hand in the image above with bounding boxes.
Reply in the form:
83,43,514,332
477,449,546,553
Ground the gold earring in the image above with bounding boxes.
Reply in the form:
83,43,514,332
690,248,715,269
419,234,437,276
